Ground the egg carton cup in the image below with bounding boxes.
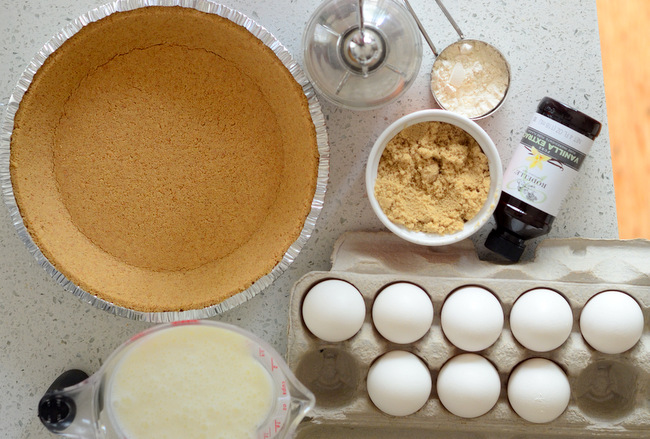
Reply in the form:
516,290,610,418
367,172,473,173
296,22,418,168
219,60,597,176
287,232,650,438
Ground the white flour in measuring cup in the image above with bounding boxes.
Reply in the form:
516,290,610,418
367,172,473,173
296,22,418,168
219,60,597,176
108,325,274,439
431,40,509,118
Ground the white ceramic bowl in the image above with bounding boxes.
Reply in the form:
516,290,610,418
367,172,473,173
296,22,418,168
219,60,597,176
366,109,502,246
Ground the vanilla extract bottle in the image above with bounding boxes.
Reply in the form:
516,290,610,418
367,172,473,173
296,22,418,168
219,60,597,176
485,97,602,262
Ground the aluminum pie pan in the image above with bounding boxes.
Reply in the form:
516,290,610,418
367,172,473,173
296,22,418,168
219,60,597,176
0,0,330,322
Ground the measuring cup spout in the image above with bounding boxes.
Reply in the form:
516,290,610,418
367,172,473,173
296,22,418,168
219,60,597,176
38,369,97,438
282,374,316,437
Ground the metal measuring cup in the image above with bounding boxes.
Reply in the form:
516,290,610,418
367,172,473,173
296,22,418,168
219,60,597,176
404,0,511,120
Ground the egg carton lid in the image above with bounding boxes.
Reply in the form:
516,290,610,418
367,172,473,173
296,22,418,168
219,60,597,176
329,232,650,286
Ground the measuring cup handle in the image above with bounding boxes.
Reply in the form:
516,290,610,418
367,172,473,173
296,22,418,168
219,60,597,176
403,0,438,56
38,369,89,432
434,0,465,39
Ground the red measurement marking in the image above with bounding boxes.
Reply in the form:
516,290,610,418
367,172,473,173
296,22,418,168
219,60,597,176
171,319,199,326
271,358,278,371
259,348,265,357
275,420,282,432
282,403,287,411
281,380,287,396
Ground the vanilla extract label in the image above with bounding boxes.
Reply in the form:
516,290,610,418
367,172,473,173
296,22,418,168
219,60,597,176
520,128,586,171
502,113,595,217
512,168,547,189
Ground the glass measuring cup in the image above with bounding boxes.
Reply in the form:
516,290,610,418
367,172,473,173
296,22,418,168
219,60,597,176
37,320,315,439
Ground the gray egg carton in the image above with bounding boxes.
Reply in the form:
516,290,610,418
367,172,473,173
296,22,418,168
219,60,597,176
287,232,650,439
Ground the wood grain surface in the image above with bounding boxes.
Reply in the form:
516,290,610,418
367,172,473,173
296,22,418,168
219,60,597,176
597,0,650,238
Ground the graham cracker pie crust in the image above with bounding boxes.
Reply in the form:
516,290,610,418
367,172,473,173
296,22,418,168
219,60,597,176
9,6,319,312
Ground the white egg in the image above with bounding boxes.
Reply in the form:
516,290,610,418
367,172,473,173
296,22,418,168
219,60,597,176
372,283,434,344
302,279,366,342
441,286,504,351
580,290,644,354
507,358,570,423
367,350,432,416
510,288,573,352
436,353,501,418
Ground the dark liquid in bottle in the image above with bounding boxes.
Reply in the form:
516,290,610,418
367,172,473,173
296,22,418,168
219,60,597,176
485,97,602,262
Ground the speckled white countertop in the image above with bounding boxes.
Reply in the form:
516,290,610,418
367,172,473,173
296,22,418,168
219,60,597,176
0,1,616,437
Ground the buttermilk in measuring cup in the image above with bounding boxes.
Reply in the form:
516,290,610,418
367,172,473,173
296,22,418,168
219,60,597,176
108,325,274,439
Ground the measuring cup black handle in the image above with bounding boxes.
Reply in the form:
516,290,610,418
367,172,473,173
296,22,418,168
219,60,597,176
38,369,89,432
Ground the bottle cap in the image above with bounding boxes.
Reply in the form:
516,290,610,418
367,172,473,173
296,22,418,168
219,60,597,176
484,228,526,262
538,97,602,139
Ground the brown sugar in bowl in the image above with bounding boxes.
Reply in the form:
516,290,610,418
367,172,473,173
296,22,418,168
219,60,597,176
366,110,502,246
4,2,329,320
